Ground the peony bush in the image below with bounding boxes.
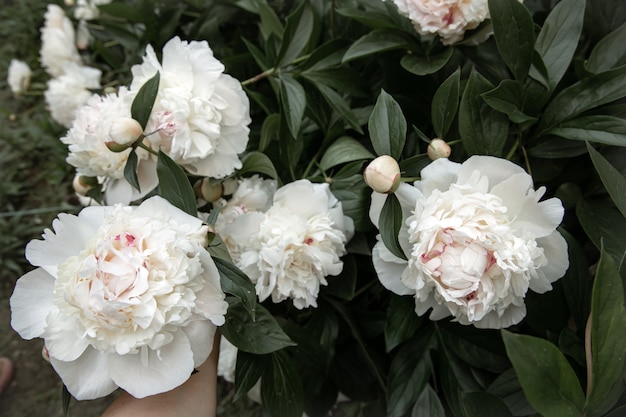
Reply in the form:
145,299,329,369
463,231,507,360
5,0,626,416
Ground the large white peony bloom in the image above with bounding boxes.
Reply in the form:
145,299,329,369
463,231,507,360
40,4,82,77
7,59,32,94
61,87,158,204
370,156,569,329
389,0,498,45
130,36,251,179
219,180,354,309
10,196,228,400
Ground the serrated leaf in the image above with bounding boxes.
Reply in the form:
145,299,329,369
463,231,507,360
368,89,406,159
221,297,296,355
319,136,374,171
385,294,422,352
586,142,626,217
584,246,626,415
131,71,160,130
123,150,141,192
261,350,304,417
279,74,306,139
501,331,585,417
432,68,461,139
412,384,445,417
548,115,626,146
489,0,535,80
156,150,196,216
239,151,279,181
276,2,314,67
234,350,267,401
213,257,256,321
481,80,539,124
379,193,408,261
342,29,413,63
587,22,626,73
400,48,453,76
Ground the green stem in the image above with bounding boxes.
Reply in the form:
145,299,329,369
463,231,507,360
240,54,312,86
135,140,158,156
505,140,520,161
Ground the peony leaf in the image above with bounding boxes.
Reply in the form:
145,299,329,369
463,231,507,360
548,115,626,146
259,114,280,152
276,2,314,67
584,245,626,416
576,199,626,264
313,82,364,133
335,7,398,30
587,22,626,73
323,254,356,301
123,150,140,192
236,0,283,40
487,368,537,416
319,136,374,171
156,150,196,216
62,384,71,417
239,151,280,182
131,71,160,130
379,193,408,261
411,384,445,417
432,68,461,139
342,29,413,63
330,170,371,232
400,48,454,76
488,0,535,81
213,257,257,321
261,350,304,417
384,294,422,352
221,297,296,355
531,0,585,90
586,142,626,218
481,80,539,124
462,392,514,417
438,325,510,373
501,330,585,417
368,89,406,159
279,74,306,139
559,229,592,334
233,350,267,401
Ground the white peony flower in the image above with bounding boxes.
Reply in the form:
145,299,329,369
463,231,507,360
215,175,277,226
7,59,32,94
45,62,102,128
370,156,569,329
40,4,82,77
130,36,251,179
61,87,158,205
219,180,354,309
389,0,502,45
10,196,228,400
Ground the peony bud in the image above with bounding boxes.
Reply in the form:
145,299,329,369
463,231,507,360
106,117,143,152
42,346,51,363
7,59,32,94
72,174,97,196
364,155,401,194
427,138,451,160
194,178,223,203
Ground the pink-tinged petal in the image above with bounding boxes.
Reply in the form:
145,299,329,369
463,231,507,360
10,268,55,339
418,158,461,196
458,156,526,190
182,320,217,368
50,347,116,400
109,331,194,398
531,231,569,293
372,241,412,296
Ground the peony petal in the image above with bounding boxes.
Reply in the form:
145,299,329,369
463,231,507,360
531,231,569,292
109,331,195,398
50,347,117,400
473,304,526,329
182,320,217,368
457,155,526,190
104,177,135,205
372,242,412,295
44,312,90,361
418,158,461,196
10,268,55,339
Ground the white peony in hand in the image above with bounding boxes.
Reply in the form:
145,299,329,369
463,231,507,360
10,196,228,400
370,156,569,329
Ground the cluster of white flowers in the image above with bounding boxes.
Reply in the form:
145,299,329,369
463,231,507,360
217,178,354,309
10,196,228,400
369,156,569,328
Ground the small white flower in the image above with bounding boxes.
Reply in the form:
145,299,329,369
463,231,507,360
7,59,32,94
220,180,354,309
10,196,228,400
74,0,112,21
131,36,251,179
45,62,102,128
370,156,569,328
40,4,82,77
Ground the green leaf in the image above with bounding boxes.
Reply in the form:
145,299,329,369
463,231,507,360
131,71,160,130
548,115,626,146
261,350,305,417
584,246,626,416
323,254,357,300
276,2,314,67
213,257,257,321
239,151,279,181
587,142,626,217
342,29,413,63
319,136,374,171
234,350,267,401
385,294,422,352
335,7,398,30
379,193,408,261
400,48,453,76
98,3,144,22
62,384,71,417
501,331,585,417
279,74,306,139
538,65,626,132
459,70,509,156
481,80,538,124
488,0,535,80
368,89,407,159
387,349,433,417
559,230,592,334
314,82,364,133
576,199,626,264
586,22,626,73
236,0,282,40
432,68,461,139
330,172,371,232
463,392,514,417
156,150,196,216
531,0,585,90
487,368,537,416
123,150,140,192
221,297,296,355
259,114,280,152
412,384,445,417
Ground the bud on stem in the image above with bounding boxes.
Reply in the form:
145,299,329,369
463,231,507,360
427,138,451,160
106,117,144,152
363,155,401,194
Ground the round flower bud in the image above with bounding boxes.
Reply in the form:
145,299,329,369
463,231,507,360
363,155,401,194
194,178,223,203
106,117,143,152
427,138,451,160
72,174,97,196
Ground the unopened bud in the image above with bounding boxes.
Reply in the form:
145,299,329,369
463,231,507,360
64,0,75,6
42,346,51,363
363,155,401,194
427,138,451,160
194,178,223,203
73,175,97,196
106,117,143,152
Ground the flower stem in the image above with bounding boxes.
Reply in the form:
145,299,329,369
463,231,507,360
241,54,312,86
136,141,158,156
